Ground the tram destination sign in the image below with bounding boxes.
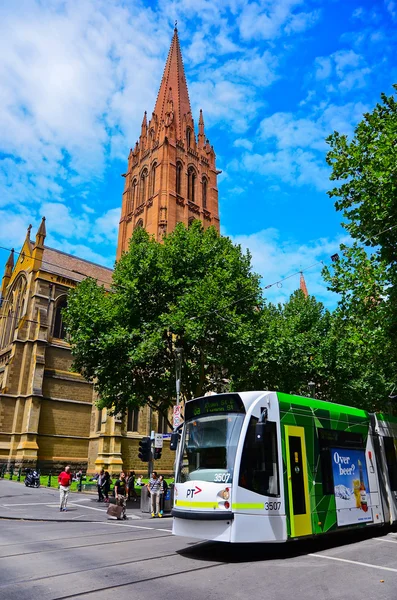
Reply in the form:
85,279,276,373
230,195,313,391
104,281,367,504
185,393,245,420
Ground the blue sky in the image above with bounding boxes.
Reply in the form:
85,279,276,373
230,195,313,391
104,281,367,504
0,0,396,306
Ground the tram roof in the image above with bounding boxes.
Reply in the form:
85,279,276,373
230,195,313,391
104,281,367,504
276,392,369,419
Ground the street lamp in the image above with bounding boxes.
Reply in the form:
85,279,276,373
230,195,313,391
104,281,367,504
175,347,183,407
308,381,316,398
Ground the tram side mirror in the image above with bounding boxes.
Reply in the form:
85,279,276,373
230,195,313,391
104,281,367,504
170,432,180,451
255,422,266,443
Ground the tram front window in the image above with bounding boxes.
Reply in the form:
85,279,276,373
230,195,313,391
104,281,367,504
177,414,244,484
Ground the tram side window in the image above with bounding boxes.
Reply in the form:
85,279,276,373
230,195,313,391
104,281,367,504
239,418,279,497
384,437,397,491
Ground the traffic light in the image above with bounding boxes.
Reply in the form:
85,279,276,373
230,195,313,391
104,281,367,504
154,447,162,460
138,436,151,462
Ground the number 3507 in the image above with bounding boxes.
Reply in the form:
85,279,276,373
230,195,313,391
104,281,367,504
265,501,281,511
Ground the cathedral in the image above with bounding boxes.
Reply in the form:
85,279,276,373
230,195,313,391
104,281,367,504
0,28,220,474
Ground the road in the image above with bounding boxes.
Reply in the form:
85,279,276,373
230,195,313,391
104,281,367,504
1,518,397,600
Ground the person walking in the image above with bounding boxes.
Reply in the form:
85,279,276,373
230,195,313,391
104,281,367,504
103,471,111,503
97,468,106,502
127,471,138,502
158,475,168,517
58,465,72,512
114,472,128,520
147,471,161,517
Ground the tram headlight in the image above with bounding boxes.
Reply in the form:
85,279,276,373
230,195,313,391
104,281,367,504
219,487,230,500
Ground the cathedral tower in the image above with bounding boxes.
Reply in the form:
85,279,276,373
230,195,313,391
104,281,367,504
117,27,220,259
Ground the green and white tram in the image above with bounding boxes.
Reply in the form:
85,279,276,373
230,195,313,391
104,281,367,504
171,391,397,543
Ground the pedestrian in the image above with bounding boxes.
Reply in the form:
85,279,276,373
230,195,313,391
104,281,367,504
114,471,128,520
158,474,168,517
103,471,111,503
147,471,161,517
97,468,106,502
127,470,138,501
136,475,144,486
58,465,72,512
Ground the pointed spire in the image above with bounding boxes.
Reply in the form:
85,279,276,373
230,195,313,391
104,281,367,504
152,27,192,140
198,109,205,149
26,224,32,240
299,272,308,298
35,217,46,249
141,111,147,134
5,248,14,276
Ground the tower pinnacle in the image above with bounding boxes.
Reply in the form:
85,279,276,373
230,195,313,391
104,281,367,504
152,26,192,140
300,272,308,298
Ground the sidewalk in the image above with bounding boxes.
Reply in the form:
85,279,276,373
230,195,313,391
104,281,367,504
0,478,142,522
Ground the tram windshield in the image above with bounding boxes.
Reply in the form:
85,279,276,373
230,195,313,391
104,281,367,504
176,413,244,484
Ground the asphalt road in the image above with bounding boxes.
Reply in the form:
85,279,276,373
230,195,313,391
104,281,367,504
1,517,397,600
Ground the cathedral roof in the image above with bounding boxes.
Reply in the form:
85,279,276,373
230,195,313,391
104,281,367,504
41,247,113,288
152,26,192,140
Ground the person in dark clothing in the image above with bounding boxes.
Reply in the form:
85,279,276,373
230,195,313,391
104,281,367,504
114,472,128,520
97,469,106,502
103,471,111,503
127,471,138,501
158,475,168,517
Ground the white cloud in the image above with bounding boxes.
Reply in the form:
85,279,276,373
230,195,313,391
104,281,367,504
234,138,254,151
238,0,319,41
313,49,371,92
92,208,121,245
230,228,348,307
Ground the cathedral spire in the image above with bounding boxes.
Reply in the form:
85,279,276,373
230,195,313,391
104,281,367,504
5,248,14,276
35,217,46,249
152,26,192,139
299,272,308,298
198,109,205,149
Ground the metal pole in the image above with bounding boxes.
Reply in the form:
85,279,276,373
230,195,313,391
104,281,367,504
175,347,182,407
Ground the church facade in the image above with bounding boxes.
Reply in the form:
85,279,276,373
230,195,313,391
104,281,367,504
0,28,220,474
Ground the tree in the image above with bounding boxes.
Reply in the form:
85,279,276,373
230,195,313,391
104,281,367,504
248,290,333,399
324,85,397,408
64,222,263,417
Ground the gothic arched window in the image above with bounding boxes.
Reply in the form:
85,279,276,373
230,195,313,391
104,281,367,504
135,218,144,229
188,216,195,228
131,179,137,210
202,177,208,209
1,274,27,349
187,166,196,203
186,128,192,148
176,162,182,196
139,168,148,206
53,297,67,339
127,408,139,432
149,162,157,198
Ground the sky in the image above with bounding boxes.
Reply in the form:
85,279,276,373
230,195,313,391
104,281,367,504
0,0,396,307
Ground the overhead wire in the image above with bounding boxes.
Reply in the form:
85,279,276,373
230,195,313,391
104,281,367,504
0,222,396,328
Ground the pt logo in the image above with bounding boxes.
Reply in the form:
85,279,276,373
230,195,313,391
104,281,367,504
186,486,202,498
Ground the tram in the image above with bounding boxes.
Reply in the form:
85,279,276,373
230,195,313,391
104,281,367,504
170,391,397,543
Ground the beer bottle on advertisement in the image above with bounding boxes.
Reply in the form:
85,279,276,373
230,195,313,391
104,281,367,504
358,459,368,512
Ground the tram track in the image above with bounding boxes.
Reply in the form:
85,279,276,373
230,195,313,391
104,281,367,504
0,531,173,559
0,543,213,592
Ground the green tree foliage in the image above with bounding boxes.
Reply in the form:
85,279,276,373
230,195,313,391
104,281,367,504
324,85,397,409
64,222,263,416
249,291,332,400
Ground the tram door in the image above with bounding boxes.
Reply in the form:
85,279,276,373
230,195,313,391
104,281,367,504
285,425,312,537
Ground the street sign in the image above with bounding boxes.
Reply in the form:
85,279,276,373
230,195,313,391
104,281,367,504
173,405,181,428
154,433,163,449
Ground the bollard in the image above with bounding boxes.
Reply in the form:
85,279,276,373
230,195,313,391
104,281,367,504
9,465,14,480
17,467,21,482
47,471,52,487
0,464,4,478
78,471,83,492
